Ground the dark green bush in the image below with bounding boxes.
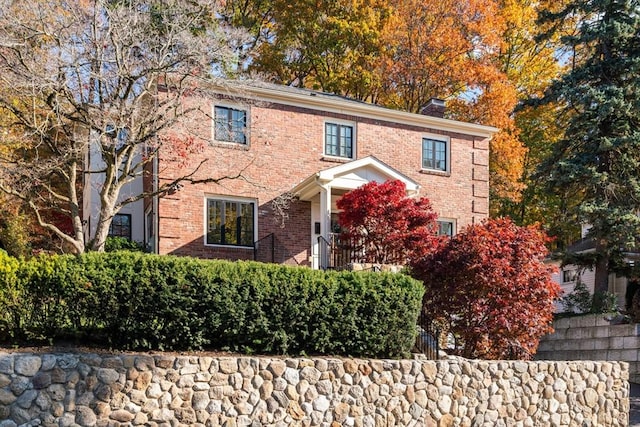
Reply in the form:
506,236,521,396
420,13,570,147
104,236,146,252
0,252,423,357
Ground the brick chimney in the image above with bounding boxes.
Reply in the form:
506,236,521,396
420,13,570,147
420,98,446,118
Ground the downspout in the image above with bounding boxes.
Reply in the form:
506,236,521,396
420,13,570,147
152,146,159,254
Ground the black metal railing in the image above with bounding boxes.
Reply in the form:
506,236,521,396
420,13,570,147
330,233,405,266
318,235,331,270
254,233,275,264
317,233,368,270
330,233,361,269
416,311,441,360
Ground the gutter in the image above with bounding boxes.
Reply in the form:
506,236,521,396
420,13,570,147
210,81,498,139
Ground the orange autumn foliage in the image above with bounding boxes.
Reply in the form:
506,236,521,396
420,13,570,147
229,0,529,205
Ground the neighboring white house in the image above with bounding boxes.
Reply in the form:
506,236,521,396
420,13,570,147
82,129,146,246
553,224,636,312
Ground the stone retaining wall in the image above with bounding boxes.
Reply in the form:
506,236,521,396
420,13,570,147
0,351,629,427
536,314,640,383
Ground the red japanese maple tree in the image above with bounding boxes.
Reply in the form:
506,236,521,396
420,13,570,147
336,180,438,265
411,218,560,360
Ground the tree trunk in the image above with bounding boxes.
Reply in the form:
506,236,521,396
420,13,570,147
91,220,112,253
91,200,118,253
593,240,611,311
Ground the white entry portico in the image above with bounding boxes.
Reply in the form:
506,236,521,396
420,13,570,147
292,156,420,269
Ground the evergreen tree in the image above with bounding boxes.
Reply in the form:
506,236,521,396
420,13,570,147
534,0,640,300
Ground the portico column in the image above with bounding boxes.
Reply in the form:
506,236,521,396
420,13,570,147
319,182,332,268
320,183,332,239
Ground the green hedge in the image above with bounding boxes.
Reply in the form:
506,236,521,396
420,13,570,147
0,252,424,357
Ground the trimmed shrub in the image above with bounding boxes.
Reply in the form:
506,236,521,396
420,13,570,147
0,249,23,341
0,252,423,357
104,236,146,252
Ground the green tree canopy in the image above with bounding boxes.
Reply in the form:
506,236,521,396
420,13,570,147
533,0,640,295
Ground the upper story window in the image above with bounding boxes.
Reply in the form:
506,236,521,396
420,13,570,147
214,106,247,144
109,213,132,240
105,125,131,177
105,124,128,149
422,137,448,172
437,220,455,237
325,122,354,159
206,197,255,247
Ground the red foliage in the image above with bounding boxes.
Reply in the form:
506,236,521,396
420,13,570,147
44,210,74,236
158,134,205,167
336,180,438,265
411,218,560,360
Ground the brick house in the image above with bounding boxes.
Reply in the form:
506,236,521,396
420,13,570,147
124,82,495,269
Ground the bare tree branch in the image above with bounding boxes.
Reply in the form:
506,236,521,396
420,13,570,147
0,0,253,253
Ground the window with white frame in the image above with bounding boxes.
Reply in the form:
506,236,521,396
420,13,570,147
109,213,132,240
325,122,354,159
422,137,448,171
437,220,455,237
563,269,578,283
214,105,247,144
206,197,255,246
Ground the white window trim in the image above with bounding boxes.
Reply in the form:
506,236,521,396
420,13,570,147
323,119,356,160
203,195,258,248
436,218,456,237
211,102,250,145
421,133,450,173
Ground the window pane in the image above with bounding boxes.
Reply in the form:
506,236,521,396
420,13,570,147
231,109,246,143
325,123,353,158
423,138,446,171
207,200,222,244
325,123,338,156
437,221,453,237
239,203,254,246
206,198,255,246
109,214,132,239
116,128,128,149
215,106,247,144
340,125,352,158
214,107,229,141
422,139,434,169
224,201,238,245
563,270,577,283
435,140,446,170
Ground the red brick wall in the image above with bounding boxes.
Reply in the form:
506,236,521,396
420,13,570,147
155,95,490,264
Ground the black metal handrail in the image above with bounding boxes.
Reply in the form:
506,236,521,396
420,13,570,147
317,235,331,270
254,233,275,263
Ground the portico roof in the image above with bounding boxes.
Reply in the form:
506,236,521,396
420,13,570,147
292,156,420,201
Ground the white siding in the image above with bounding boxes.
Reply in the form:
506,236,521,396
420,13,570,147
84,140,145,245
552,263,627,312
